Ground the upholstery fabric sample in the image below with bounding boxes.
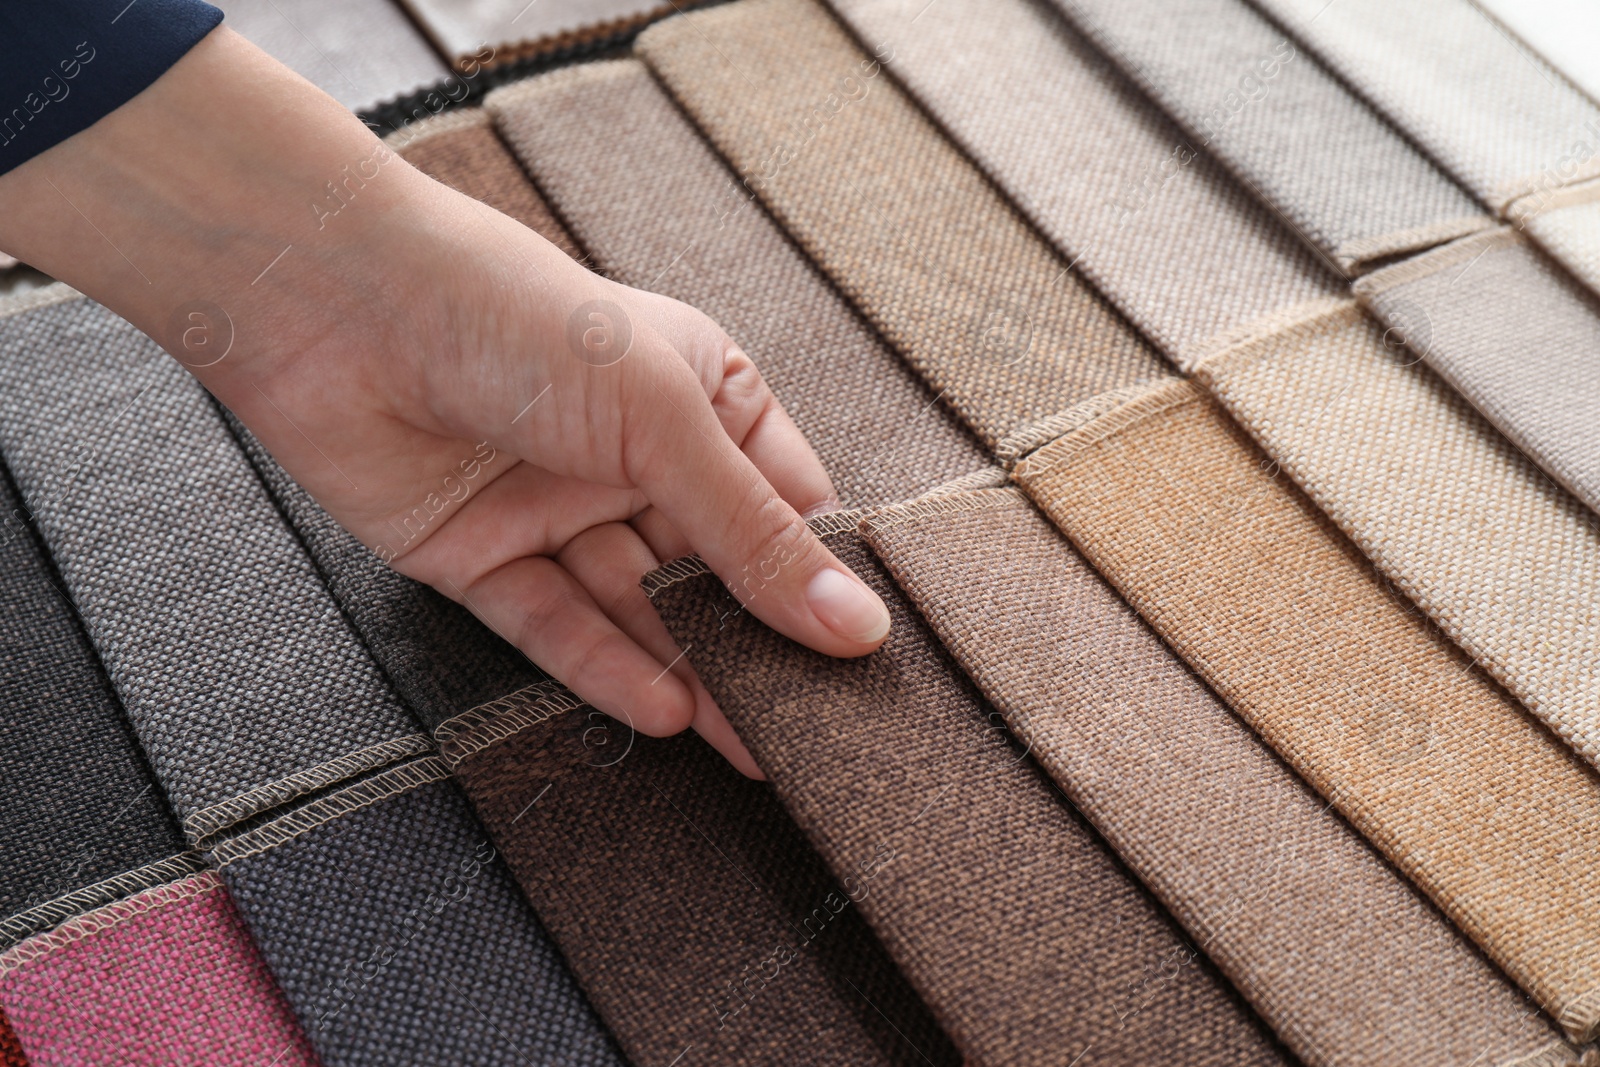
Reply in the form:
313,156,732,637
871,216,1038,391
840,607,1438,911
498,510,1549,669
213,0,447,112
0,1011,22,1067
1248,0,1600,212
1195,296,1600,779
824,0,1338,382
396,0,683,69
1042,0,1488,273
860,486,1575,1067
487,60,986,505
0,870,317,1067
443,684,957,1067
1357,227,1600,522
1510,180,1600,306
646,518,1288,1066
0,290,425,842
636,0,1166,451
0,465,187,934
1013,377,1600,1044
215,756,622,1067
1473,0,1600,107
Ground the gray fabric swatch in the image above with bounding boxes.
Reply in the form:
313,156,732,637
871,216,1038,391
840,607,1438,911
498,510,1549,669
0,290,425,843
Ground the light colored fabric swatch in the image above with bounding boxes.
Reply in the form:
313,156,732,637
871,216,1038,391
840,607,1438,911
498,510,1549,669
1511,179,1600,297
1195,295,1600,779
1358,227,1600,521
861,486,1576,1067
486,59,987,505
636,0,1166,451
825,0,1337,379
214,0,449,112
1013,376,1600,1045
1037,0,1489,273
1473,0,1600,107
396,0,674,68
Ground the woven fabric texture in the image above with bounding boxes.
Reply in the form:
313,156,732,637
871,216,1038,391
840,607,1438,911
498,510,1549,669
1512,181,1600,299
0,292,423,843
0,466,185,932
1013,377,1600,1044
215,757,621,1067
447,685,957,1067
487,60,988,505
0,871,317,1067
1249,0,1600,212
1474,0,1600,105
0,1010,22,1067
1042,0,1488,273
825,0,1337,377
860,486,1575,1067
396,0,668,66
213,0,447,112
1357,227,1600,522
646,523,1287,1066
1195,297,1600,779
636,0,1165,451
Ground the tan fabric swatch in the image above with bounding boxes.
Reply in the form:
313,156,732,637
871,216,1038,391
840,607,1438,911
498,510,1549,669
859,486,1575,1067
645,520,1288,1066
1013,377,1600,1044
485,60,986,505
1357,227,1600,521
635,0,1165,450
1194,296,1600,778
824,0,1338,374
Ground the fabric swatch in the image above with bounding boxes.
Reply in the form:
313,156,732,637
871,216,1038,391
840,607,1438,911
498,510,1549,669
1196,295,1600,779
396,0,685,69
0,463,188,937
0,870,317,1067
1247,0,1600,213
1040,0,1488,273
823,0,1336,385
213,0,448,112
646,518,1287,1066
1509,180,1600,314
1473,0,1600,107
636,0,1165,451
214,756,622,1067
1013,377,1600,1045
486,59,987,505
861,486,1575,1067
0,289,426,843
1357,227,1600,522
442,683,957,1066
0,1010,23,1067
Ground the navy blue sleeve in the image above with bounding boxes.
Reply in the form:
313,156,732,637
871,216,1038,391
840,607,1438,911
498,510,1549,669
0,0,223,174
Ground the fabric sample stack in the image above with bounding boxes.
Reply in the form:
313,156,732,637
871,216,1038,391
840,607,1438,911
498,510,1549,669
4,0,1600,1063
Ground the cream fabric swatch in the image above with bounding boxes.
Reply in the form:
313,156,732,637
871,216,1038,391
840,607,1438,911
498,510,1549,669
1013,377,1600,1044
1473,0,1600,107
1510,179,1600,298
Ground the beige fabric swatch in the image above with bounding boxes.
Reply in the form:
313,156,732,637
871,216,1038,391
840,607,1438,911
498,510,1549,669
861,486,1575,1067
1013,376,1600,1044
635,0,1165,450
1194,296,1600,777
1474,0,1600,108
485,60,986,505
1511,179,1600,299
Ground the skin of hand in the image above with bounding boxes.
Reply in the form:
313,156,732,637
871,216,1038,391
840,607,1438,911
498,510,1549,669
0,26,894,778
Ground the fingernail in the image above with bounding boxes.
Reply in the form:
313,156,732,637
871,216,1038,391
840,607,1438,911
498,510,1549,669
806,568,892,643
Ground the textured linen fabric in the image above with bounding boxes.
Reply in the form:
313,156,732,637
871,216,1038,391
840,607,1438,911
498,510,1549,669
636,0,1166,451
1357,227,1600,522
1474,0,1600,107
860,486,1576,1067
214,756,622,1067
213,0,447,112
1039,0,1489,273
1510,180,1600,312
0,290,425,842
1013,377,1600,1044
646,519,1287,1066
819,0,1337,383
486,60,986,505
0,871,317,1067
0,466,188,935
1249,0,1600,212
396,0,687,68
1195,296,1600,779
444,684,958,1067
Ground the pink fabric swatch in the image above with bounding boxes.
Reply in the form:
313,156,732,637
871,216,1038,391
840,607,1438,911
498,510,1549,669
0,871,317,1066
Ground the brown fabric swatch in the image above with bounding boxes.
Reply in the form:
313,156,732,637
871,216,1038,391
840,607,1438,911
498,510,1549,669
1013,377,1600,1045
861,486,1575,1067
485,60,986,505
442,685,957,1067
635,0,1165,451
388,109,584,262
0,1010,23,1067
644,520,1287,1066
